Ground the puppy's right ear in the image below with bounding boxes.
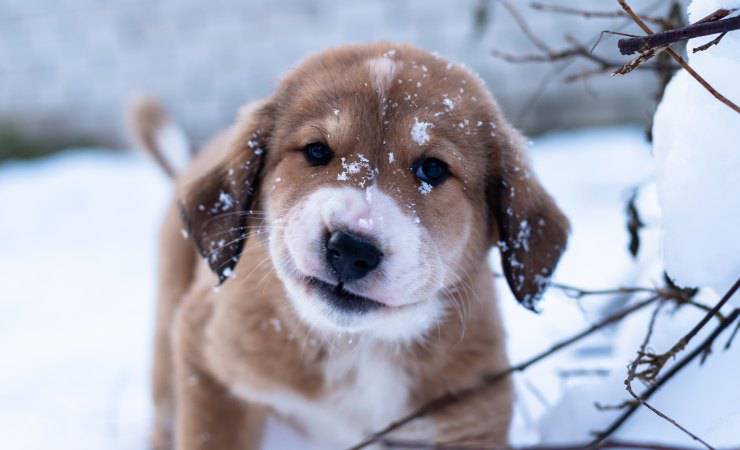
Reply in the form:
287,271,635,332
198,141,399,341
179,100,275,283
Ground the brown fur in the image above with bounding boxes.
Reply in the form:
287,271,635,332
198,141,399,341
136,43,569,450
127,96,178,178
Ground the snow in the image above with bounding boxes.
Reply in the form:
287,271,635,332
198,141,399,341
336,154,374,187
442,97,455,111
651,0,740,295
410,118,432,145
418,181,433,195
0,126,736,449
538,289,740,447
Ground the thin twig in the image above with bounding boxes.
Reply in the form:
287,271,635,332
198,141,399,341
625,187,645,258
495,0,681,119
606,276,737,388
692,32,727,53
616,0,740,114
514,61,572,125
495,0,552,53
490,40,676,73
548,282,656,299
382,438,708,450
623,302,715,449
618,13,740,54
661,276,740,365
346,295,660,450
529,2,673,28
558,368,611,379
589,298,740,447
724,315,740,350
614,45,669,75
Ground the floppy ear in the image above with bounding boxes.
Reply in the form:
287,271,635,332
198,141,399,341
488,125,570,312
179,101,274,284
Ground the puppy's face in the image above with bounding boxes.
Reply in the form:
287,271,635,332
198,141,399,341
181,44,569,341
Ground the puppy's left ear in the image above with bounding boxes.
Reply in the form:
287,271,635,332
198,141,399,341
488,124,570,311
179,100,275,284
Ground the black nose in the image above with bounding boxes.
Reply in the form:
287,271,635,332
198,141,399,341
325,230,382,281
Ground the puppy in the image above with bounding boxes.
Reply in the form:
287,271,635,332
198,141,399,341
130,42,569,450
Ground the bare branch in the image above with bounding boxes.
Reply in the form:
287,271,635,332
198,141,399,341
382,438,707,449
620,301,715,449
558,368,611,378
661,276,740,366
616,0,740,114
529,2,673,29
725,316,740,350
589,286,740,447
496,0,552,53
346,295,660,450
618,12,739,54
692,32,727,53
613,45,669,75
625,187,645,258
548,283,656,299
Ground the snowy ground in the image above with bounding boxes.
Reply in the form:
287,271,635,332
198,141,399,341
0,126,737,449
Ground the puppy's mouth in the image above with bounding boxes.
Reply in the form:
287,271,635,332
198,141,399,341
305,277,385,314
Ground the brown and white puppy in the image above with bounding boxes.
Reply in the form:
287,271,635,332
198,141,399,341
130,42,569,450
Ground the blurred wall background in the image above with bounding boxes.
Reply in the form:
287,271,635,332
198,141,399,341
0,0,680,158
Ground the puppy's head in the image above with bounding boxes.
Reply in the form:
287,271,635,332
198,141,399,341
181,44,569,341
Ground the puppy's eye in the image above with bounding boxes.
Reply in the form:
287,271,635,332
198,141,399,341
304,143,334,166
414,157,449,186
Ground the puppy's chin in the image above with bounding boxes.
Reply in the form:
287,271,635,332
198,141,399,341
277,272,444,343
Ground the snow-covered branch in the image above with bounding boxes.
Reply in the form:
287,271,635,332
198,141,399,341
592,304,740,449
346,276,724,450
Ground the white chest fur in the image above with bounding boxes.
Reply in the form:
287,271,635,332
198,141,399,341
232,342,421,449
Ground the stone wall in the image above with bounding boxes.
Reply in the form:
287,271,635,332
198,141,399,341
0,0,671,148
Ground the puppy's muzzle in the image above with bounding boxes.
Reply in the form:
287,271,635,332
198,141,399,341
325,230,382,281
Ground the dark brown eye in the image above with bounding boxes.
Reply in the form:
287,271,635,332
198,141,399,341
413,157,449,187
304,143,334,166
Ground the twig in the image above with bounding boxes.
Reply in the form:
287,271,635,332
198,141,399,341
589,293,740,447
660,276,740,367
382,438,707,450
526,274,718,322
490,41,676,73
529,2,673,29
616,0,740,114
692,32,727,53
623,302,715,449
548,282,656,299
725,315,740,350
495,0,552,53
628,299,666,383
514,61,572,125
625,188,645,258
558,368,611,378
493,0,682,119
346,295,660,450
609,276,737,388
614,45,669,75
618,14,740,54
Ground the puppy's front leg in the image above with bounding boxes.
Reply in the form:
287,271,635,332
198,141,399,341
173,308,265,450
431,378,514,447
173,343,265,450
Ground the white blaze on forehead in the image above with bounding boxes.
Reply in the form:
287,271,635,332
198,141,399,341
366,57,400,98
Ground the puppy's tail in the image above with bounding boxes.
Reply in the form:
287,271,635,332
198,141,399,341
126,96,191,179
